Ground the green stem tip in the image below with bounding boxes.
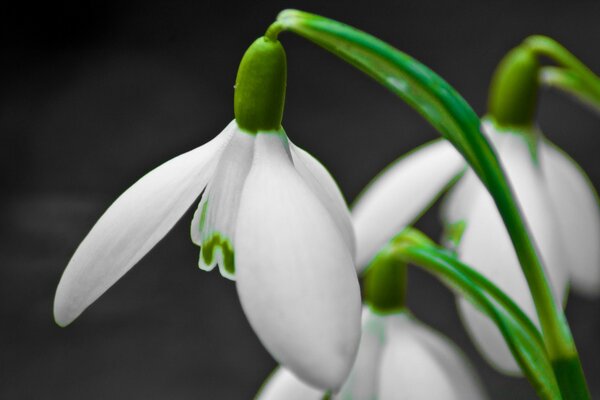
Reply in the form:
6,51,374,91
234,36,287,133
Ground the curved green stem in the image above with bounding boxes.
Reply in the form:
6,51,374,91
385,229,560,399
523,35,600,92
434,250,543,347
523,35,600,117
273,10,589,399
265,21,284,41
390,229,544,350
540,66,600,114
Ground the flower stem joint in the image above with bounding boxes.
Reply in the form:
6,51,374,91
234,37,287,133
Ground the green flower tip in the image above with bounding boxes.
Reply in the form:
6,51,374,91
488,45,540,128
234,36,287,133
364,248,407,314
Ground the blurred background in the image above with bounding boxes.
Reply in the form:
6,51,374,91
1,0,599,398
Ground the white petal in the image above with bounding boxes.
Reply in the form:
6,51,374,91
455,130,568,374
256,368,323,400
336,307,387,400
235,132,362,391
441,120,516,226
54,122,235,326
440,167,483,227
541,140,600,297
190,126,254,279
378,313,488,400
290,143,356,258
352,139,465,269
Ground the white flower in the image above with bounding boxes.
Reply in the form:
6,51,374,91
53,119,362,390
256,307,488,400
352,120,600,374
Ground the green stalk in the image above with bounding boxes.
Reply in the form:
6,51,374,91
524,35,600,94
524,35,600,115
540,66,600,113
273,10,589,398
384,229,560,399
391,229,544,349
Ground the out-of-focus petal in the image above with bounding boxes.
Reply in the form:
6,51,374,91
455,130,568,374
352,139,465,269
378,313,488,400
440,120,507,224
54,122,234,327
441,120,516,226
441,169,482,226
235,132,362,391
190,126,254,279
337,307,387,399
255,368,323,400
541,140,600,297
290,142,356,258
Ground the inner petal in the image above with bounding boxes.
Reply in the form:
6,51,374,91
191,126,255,279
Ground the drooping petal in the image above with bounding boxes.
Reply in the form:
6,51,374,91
441,120,518,227
290,142,356,258
336,307,387,399
440,168,483,227
378,313,488,400
235,131,362,391
352,139,465,268
256,368,323,400
453,129,568,374
190,125,255,279
541,140,600,297
54,122,235,327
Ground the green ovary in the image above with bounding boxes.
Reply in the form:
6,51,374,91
201,234,236,276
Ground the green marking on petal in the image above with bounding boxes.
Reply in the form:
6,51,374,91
444,219,467,250
198,201,209,232
201,233,236,277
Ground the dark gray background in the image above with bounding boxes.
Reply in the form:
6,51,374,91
1,1,599,398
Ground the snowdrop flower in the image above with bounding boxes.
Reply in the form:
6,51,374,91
256,307,488,400
53,36,361,390
352,47,600,374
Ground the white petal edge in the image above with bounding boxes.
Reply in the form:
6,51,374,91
541,140,600,297
255,368,324,400
290,142,356,259
352,139,465,269
235,132,362,391
54,122,235,326
378,313,488,400
456,131,568,374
